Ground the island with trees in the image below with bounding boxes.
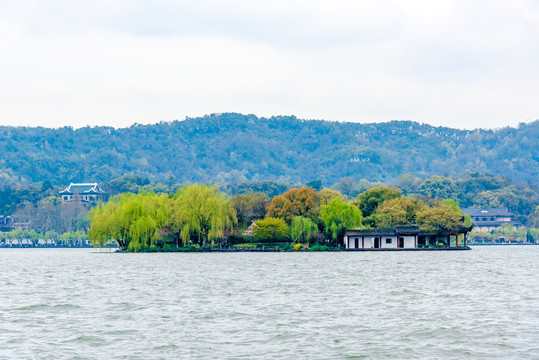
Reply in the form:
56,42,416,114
86,183,473,252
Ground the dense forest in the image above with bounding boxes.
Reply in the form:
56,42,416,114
2,173,539,236
1,113,538,186
1,113,538,238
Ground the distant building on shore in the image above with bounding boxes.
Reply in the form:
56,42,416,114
0,215,13,232
461,208,523,233
59,183,107,203
0,215,31,232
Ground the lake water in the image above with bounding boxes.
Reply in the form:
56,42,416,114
0,246,537,359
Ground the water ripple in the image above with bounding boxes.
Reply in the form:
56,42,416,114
0,247,537,359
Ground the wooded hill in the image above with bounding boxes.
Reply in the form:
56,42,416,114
1,113,538,186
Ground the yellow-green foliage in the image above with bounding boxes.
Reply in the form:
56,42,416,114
169,184,237,246
440,199,472,227
416,203,463,233
88,192,171,251
319,197,362,240
374,197,426,228
252,217,289,242
319,188,345,206
290,216,317,243
88,184,236,250
292,243,302,251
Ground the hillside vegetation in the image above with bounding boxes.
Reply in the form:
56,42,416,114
1,113,538,186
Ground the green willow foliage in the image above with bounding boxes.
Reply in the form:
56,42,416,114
88,185,236,251
170,184,237,246
319,198,363,241
290,216,318,243
88,192,170,251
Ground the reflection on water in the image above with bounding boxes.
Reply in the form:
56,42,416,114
0,247,538,359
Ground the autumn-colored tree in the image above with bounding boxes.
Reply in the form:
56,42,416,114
266,187,320,223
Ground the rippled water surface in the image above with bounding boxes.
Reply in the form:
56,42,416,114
0,246,538,359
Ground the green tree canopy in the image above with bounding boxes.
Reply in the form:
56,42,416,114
252,217,289,242
230,192,269,228
418,175,460,200
169,184,237,246
355,185,401,224
415,203,464,233
319,197,363,242
319,188,345,206
290,216,318,243
88,192,170,251
375,197,427,228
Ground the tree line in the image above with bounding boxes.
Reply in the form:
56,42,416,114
0,113,537,187
2,172,537,238
87,183,471,251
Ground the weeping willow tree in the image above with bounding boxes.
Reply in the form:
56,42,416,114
88,192,172,251
169,184,237,246
320,197,363,243
290,216,317,244
88,185,236,250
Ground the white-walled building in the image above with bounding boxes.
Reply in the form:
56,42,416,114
344,225,471,249
344,226,420,249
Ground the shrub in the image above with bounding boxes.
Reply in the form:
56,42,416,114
309,244,329,251
253,218,290,243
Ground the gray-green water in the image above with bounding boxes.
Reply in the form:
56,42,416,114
0,246,537,359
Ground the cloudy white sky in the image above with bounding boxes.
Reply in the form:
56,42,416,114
1,0,538,129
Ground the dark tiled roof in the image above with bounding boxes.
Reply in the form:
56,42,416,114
346,225,420,236
346,229,397,236
345,225,473,237
461,208,514,217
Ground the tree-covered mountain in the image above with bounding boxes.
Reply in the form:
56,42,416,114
1,113,538,186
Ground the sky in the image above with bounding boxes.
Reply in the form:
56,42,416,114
1,0,538,130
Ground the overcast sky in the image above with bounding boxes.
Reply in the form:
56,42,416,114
1,0,538,129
